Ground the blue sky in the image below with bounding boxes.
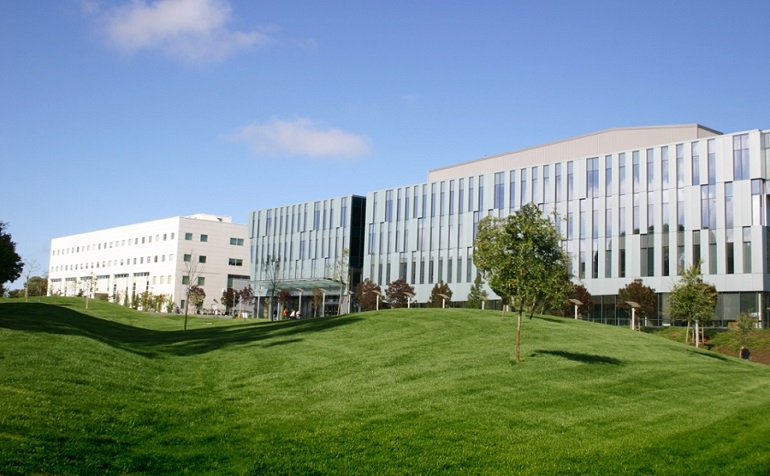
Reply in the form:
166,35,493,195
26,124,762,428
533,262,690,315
2,0,770,288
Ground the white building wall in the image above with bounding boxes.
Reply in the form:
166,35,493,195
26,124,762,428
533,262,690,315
364,126,770,323
48,214,248,312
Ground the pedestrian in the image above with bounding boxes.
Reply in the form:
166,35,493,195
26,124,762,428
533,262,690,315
740,346,750,361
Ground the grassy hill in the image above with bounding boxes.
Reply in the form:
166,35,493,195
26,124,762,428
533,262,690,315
1,298,770,475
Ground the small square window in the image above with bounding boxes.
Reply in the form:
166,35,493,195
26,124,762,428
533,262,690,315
200,234,208,242
185,233,193,241
197,277,205,286
199,255,207,263
182,276,190,285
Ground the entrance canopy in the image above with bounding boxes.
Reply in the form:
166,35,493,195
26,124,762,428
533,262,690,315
252,278,344,295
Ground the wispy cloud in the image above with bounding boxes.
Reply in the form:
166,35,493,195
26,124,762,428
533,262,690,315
91,0,271,63
228,118,371,160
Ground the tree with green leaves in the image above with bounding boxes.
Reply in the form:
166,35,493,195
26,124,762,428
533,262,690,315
26,276,48,300
0,222,24,295
188,285,206,313
474,203,570,362
734,312,758,352
355,279,381,312
669,262,717,348
617,279,657,329
465,273,488,309
221,288,239,314
427,282,453,308
385,278,415,308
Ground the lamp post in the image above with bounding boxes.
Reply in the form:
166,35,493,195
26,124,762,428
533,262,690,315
569,298,583,320
296,288,303,317
373,290,382,310
438,293,449,309
322,290,327,317
626,301,640,330
404,292,414,309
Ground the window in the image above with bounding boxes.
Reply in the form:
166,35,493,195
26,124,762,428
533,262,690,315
199,255,207,263
494,172,504,210
197,277,205,286
184,232,193,241
691,142,700,185
230,237,244,246
733,134,750,181
200,234,208,242
586,157,599,197
229,258,244,266
182,276,190,285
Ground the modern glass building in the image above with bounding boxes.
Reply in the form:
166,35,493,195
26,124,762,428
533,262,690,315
248,195,366,318
248,125,770,327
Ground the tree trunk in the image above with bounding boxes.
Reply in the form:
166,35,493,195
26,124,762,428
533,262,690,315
515,308,523,363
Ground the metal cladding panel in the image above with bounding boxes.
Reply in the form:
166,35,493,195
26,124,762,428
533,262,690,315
428,124,721,182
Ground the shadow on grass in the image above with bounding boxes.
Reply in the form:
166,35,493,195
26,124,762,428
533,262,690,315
533,350,623,365
0,303,362,358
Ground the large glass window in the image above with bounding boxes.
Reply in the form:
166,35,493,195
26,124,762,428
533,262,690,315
494,172,504,210
646,149,654,190
587,157,599,198
743,227,752,273
733,134,750,181
707,139,716,185
509,170,516,210
691,142,700,185
725,182,734,229
701,185,717,230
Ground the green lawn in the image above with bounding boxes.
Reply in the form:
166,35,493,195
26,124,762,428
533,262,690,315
2,298,770,475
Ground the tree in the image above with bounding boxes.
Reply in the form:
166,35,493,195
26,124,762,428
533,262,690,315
221,288,239,314
465,273,489,309
238,286,255,317
328,248,350,315
21,258,39,303
474,203,570,362
355,279,381,312
188,285,206,313
735,312,758,350
82,273,97,309
278,288,291,318
0,222,24,295
669,262,717,348
312,287,324,317
26,276,48,300
427,282,453,308
617,279,657,329
180,251,205,331
262,255,282,319
385,278,415,309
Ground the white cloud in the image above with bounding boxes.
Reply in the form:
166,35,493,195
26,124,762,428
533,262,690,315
96,0,270,62
229,118,371,160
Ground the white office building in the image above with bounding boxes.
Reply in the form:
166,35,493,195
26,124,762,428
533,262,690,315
365,124,770,327
48,214,249,313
